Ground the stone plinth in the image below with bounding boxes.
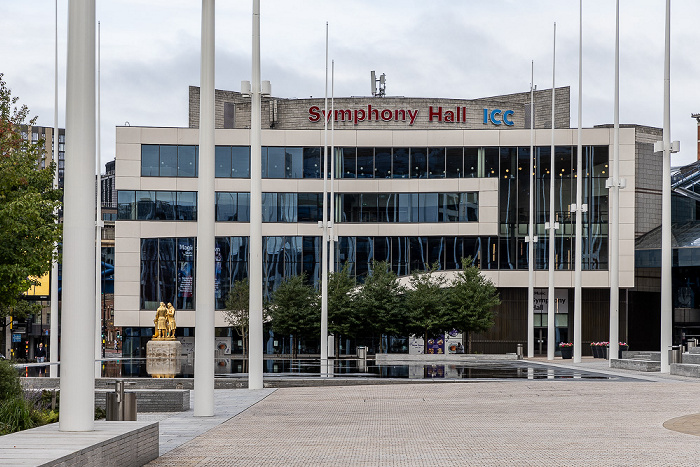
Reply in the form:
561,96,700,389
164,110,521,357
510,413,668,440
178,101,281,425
147,340,182,377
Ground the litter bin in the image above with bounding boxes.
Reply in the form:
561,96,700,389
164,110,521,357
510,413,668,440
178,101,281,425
688,339,697,351
356,346,367,360
669,345,682,364
106,381,137,421
516,343,524,360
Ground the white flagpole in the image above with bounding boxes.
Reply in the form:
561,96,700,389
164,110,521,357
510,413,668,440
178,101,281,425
574,0,584,363
660,0,675,373
320,22,329,376
50,0,60,379
609,0,620,366
94,20,102,378
248,0,264,389
547,22,556,361
194,0,216,414
527,60,535,358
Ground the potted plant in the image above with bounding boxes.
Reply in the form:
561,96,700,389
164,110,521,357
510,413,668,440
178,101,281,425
618,341,628,359
559,342,573,359
591,342,600,358
601,341,610,359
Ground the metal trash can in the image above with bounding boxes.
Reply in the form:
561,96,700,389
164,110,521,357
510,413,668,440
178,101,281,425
356,346,367,360
688,339,697,350
106,381,137,421
516,343,524,360
669,345,682,364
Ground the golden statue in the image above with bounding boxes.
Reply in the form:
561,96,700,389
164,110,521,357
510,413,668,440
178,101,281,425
153,302,169,340
166,302,177,338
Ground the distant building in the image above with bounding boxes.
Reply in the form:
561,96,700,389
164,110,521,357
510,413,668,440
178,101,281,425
113,84,667,369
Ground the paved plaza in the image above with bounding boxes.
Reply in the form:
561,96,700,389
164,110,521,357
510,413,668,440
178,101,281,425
142,358,700,466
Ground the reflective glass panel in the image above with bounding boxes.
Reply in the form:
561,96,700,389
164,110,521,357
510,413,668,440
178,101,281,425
232,146,250,178
117,190,136,220
285,148,304,179
267,147,285,178
374,148,392,178
178,146,197,177
464,148,478,178
341,147,356,178
278,193,297,222
215,146,232,178
136,191,156,220
262,193,278,222
159,145,178,177
177,192,197,220
141,145,160,176
303,147,321,178
419,193,438,222
155,191,177,220
237,193,250,222
392,148,409,178
216,192,237,221
298,193,321,222
445,147,463,178
356,148,374,178
410,148,427,179
428,148,446,178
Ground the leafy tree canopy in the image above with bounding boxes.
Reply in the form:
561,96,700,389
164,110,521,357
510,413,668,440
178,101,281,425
353,261,405,339
328,264,357,337
268,273,319,343
404,262,450,339
445,258,500,352
0,74,62,317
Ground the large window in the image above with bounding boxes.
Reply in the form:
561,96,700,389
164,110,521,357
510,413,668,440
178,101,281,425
117,191,198,221
338,192,478,223
141,145,199,177
140,237,196,310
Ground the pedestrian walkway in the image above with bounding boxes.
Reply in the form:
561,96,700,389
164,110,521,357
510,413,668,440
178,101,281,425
138,388,275,455
144,359,700,466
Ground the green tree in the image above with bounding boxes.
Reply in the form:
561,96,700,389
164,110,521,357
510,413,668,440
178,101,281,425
328,264,357,337
404,263,449,352
223,279,251,357
354,261,404,352
268,273,319,358
445,258,500,353
0,74,62,318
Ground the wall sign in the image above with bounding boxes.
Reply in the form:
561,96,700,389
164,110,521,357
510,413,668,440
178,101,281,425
308,105,514,126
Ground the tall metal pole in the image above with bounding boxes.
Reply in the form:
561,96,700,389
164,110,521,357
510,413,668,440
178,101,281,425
330,59,335,275
248,0,264,390
547,22,556,361
574,0,584,363
660,0,673,373
320,22,329,376
95,20,102,378
527,61,535,358
60,0,96,431
194,0,215,416
609,0,620,366
50,0,60,379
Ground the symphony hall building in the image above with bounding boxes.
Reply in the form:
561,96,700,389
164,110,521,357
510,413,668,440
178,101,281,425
113,85,663,365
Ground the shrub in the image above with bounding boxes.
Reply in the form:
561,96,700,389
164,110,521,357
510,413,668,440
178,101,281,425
0,397,35,435
0,359,21,402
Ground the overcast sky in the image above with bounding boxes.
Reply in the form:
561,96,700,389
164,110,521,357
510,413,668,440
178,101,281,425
2,1,699,171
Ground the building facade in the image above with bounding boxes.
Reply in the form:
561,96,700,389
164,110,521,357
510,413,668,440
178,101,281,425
114,86,661,364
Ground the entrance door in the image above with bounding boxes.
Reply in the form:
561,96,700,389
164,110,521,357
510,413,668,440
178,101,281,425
535,328,547,355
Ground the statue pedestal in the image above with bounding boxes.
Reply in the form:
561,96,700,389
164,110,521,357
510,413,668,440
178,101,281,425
146,340,182,378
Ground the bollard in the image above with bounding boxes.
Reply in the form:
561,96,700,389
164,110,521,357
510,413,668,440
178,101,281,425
106,381,137,421
516,343,524,360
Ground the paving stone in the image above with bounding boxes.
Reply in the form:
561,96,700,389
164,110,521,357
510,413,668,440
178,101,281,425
143,359,700,466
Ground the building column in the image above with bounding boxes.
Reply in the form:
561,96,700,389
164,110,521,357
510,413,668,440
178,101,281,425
194,0,215,416
59,0,96,432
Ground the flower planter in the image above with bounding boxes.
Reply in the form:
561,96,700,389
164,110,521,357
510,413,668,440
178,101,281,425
591,345,601,358
560,346,573,359
618,344,628,359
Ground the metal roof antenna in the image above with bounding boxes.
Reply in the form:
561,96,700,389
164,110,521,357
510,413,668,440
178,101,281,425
371,71,386,97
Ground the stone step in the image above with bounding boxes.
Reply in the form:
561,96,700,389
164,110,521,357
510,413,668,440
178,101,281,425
688,346,700,355
671,363,700,377
681,353,700,365
610,358,660,372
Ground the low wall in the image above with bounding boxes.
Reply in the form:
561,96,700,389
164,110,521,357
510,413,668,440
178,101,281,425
0,421,158,467
610,358,660,372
